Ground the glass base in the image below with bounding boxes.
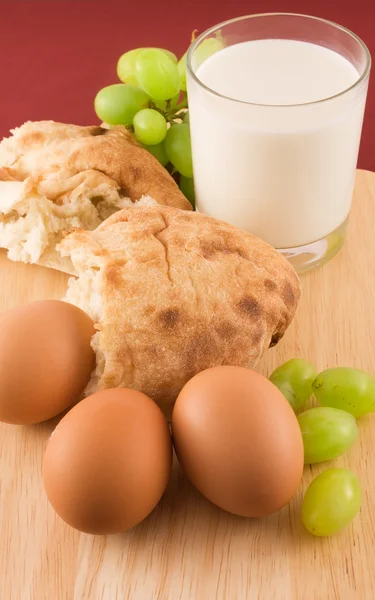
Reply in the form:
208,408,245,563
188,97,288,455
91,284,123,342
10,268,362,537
277,219,348,275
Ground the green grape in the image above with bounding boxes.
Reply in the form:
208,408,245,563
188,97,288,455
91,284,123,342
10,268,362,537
135,49,181,101
178,53,187,91
183,111,190,124
301,468,361,536
160,49,178,64
117,49,142,86
133,109,167,145
153,94,180,113
269,358,317,412
117,48,178,85
94,84,150,126
313,367,375,417
192,36,226,69
153,99,167,111
179,175,195,208
297,407,359,464
164,124,193,177
141,141,169,166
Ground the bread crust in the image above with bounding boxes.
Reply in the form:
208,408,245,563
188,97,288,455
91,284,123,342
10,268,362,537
0,121,191,272
60,205,300,419
0,121,190,210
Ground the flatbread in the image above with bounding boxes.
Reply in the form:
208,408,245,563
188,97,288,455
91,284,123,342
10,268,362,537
0,121,191,272
60,205,300,419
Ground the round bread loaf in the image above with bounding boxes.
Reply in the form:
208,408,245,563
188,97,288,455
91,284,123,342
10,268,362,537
60,205,300,419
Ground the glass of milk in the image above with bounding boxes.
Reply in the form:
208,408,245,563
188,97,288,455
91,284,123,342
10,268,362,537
186,13,371,273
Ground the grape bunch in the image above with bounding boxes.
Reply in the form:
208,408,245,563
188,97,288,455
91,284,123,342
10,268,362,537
94,46,195,206
269,359,375,536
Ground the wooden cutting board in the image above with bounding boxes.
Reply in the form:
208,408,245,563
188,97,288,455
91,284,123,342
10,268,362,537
1,170,375,600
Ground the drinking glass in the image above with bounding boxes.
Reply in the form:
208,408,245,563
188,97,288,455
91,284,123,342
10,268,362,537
186,13,371,273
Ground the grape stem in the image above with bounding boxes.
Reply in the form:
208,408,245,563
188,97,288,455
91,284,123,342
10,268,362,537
170,112,187,125
150,95,188,124
149,102,170,121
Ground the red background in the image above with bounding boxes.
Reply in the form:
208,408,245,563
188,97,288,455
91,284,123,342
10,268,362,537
1,0,374,170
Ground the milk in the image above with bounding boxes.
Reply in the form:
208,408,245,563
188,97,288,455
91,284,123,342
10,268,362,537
187,39,368,248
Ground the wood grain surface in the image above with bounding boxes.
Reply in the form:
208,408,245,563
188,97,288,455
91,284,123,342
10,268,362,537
0,170,374,600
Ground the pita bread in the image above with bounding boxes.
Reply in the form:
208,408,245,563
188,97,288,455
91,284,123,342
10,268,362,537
59,205,300,419
0,121,191,273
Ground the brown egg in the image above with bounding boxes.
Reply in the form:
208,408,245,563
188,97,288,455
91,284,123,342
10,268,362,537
43,388,172,534
0,300,95,424
172,366,304,518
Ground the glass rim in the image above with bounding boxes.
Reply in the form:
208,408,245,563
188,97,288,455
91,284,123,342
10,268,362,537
186,12,372,108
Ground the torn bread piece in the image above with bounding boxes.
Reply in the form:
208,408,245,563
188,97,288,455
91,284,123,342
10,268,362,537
0,171,156,273
0,121,190,272
59,204,300,419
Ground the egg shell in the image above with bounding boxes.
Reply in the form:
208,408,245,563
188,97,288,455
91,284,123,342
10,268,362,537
172,366,304,518
0,300,95,424
43,388,173,535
